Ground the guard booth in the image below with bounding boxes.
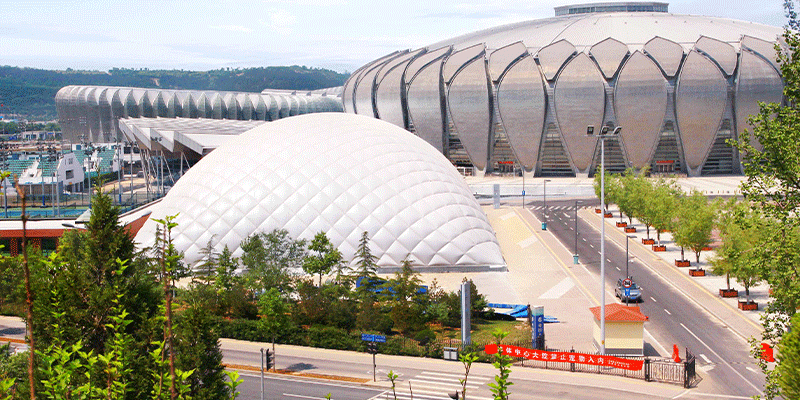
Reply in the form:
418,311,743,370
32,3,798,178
590,304,648,356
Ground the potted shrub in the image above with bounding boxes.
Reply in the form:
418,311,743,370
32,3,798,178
616,221,628,227
738,300,758,310
675,259,691,267
625,227,636,233
652,244,666,252
689,268,706,277
642,238,655,245
604,212,613,218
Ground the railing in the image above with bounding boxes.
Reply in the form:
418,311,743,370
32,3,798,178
515,348,697,388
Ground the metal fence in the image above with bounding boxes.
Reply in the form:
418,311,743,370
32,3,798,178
516,347,697,388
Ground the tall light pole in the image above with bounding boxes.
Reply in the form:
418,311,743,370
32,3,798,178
588,125,621,355
542,179,551,230
574,200,581,264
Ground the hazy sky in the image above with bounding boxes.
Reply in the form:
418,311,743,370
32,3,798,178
0,0,787,73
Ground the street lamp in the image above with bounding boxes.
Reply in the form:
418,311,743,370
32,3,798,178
587,124,621,355
574,200,581,264
541,179,551,230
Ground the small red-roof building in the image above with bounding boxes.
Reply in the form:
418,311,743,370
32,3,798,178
590,304,648,356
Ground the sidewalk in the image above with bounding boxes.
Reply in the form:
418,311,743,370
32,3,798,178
583,205,765,342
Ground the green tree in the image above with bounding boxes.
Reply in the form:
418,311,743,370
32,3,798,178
241,229,306,295
488,329,513,400
593,169,617,211
649,177,680,243
777,312,800,399
385,257,427,334
302,232,343,287
174,305,229,400
711,200,762,292
353,231,378,281
726,2,800,396
672,191,715,263
258,287,292,363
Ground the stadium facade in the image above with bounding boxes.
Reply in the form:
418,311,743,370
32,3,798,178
343,2,785,177
55,86,343,145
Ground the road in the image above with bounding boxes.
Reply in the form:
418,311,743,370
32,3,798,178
533,199,762,398
220,339,692,400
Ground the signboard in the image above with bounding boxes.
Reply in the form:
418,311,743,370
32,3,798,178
361,333,386,343
624,287,631,298
622,278,633,288
532,305,544,350
485,344,643,371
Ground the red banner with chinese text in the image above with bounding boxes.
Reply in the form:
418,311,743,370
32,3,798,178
485,344,643,371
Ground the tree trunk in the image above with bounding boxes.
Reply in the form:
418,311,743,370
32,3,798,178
745,285,751,303
695,250,701,264
726,273,731,290
681,247,685,260
19,188,35,400
646,225,651,239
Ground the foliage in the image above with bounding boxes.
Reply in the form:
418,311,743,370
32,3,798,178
458,352,479,400
353,231,378,287
726,2,800,397
776,313,800,399
711,200,763,294
488,329,513,400
592,169,617,209
302,232,343,287
258,288,293,347
240,229,306,295
385,258,428,334
671,190,716,263
648,177,680,243
173,305,229,400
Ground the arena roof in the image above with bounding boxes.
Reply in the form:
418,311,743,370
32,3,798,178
134,113,505,270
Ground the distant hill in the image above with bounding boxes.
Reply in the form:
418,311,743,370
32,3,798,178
0,66,350,121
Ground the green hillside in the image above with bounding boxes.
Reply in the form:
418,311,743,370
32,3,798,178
0,66,350,121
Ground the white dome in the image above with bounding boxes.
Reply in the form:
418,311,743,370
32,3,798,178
135,113,505,269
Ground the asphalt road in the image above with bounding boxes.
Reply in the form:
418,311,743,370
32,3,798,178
535,199,762,398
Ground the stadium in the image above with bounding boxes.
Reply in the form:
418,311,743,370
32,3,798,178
343,2,784,177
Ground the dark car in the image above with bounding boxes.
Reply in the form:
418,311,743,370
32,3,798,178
615,278,643,303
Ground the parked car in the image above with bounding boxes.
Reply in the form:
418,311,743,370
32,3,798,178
615,278,643,303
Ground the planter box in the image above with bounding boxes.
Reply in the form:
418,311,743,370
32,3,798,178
595,208,602,214
689,269,706,277
616,222,628,227
720,289,739,298
641,238,655,245
675,260,691,267
652,245,667,252
624,227,636,233
738,301,758,311
604,213,614,218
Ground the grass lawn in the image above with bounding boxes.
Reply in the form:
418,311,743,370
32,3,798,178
432,318,531,344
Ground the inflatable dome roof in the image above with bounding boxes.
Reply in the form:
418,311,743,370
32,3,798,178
135,113,505,269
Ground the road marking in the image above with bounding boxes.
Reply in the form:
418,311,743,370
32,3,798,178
582,237,587,241
517,236,537,248
607,258,612,263
664,309,671,315
284,395,328,400
680,323,763,394
682,393,754,399
699,353,712,363
650,297,657,302
539,277,576,299
747,366,759,373
589,244,594,248
616,266,620,271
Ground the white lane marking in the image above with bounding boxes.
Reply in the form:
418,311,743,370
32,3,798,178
664,309,671,315
539,277,576,299
700,353,712,363
684,393,754,399
589,244,595,248
517,236,538,248
607,258,612,263
616,267,621,271
582,237,587,241
650,297,657,302
671,389,691,399
747,366,759,373
680,323,763,394
284,395,328,400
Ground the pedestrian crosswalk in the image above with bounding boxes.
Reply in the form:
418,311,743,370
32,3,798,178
370,371,493,400
528,205,584,211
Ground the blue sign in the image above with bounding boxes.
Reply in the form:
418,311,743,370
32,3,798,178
522,190,525,196
361,333,386,343
531,305,544,349
624,288,631,297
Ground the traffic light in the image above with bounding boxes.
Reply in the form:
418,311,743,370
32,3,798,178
265,348,274,370
367,341,378,355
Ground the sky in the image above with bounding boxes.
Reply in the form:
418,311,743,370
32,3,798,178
0,0,788,73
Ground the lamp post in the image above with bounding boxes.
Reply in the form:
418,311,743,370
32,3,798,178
542,179,551,230
574,200,581,264
587,125,621,355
